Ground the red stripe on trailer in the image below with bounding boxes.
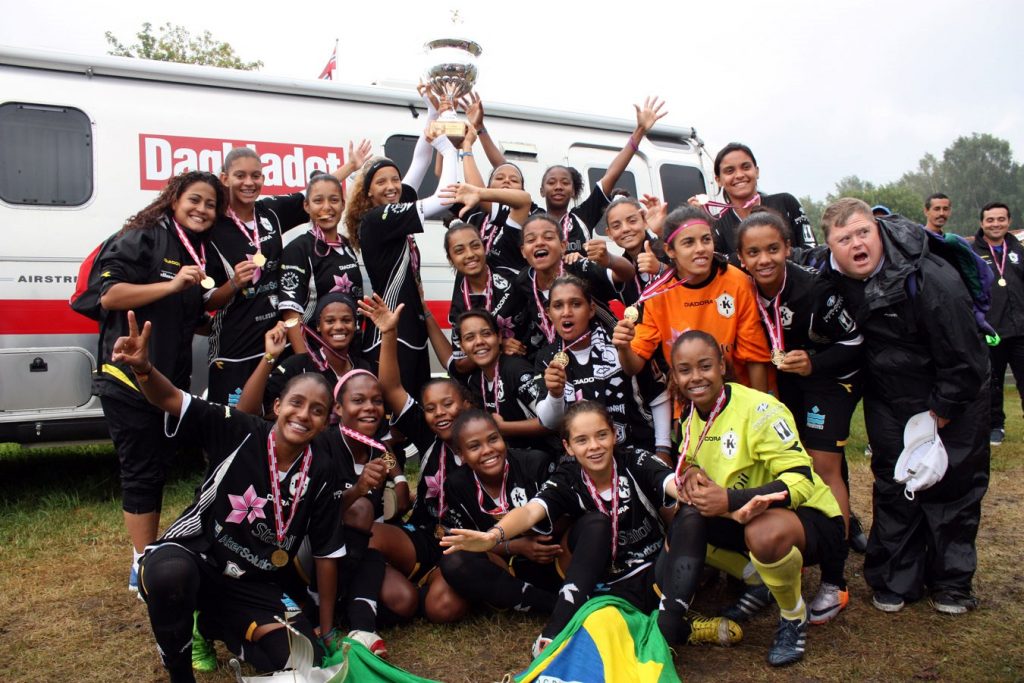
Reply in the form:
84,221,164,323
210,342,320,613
0,300,459,335
0,300,98,335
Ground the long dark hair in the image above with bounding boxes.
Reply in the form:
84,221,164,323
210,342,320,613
121,171,226,234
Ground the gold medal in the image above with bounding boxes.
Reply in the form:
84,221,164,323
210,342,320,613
283,318,299,329
434,524,447,541
771,349,786,367
200,276,215,290
270,549,289,568
999,278,1007,287
623,306,639,323
381,452,398,470
551,351,570,368
694,193,710,206
253,252,267,267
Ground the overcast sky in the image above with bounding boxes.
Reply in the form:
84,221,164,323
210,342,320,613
2,0,1021,199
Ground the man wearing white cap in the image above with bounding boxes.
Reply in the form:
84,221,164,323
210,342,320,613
818,198,989,615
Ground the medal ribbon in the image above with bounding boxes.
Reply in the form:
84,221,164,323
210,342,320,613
474,459,510,517
461,269,494,313
312,223,344,258
339,424,388,456
227,208,262,251
300,322,351,373
581,458,620,563
675,387,728,488
634,267,688,307
531,266,564,343
436,444,451,523
754,266,789,356
480,358,501,412
701,193,762,218
480,215,500,254
266,428,314,549
560,329,592,356
560,212,573,243
988,242,1008,283
171,218,207,272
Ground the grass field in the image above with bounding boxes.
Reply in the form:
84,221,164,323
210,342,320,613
2,400,1023,682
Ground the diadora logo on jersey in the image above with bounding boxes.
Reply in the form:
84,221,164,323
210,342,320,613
772,419,795,442
780,305,794,328
756,402,770,413
280,271,300,291
163,258,181,267
510,486,527,508
838,309,855,332
269,294,279,309
807,406,826,430
715,293,735,318
721,429,740,459
826,295,837,308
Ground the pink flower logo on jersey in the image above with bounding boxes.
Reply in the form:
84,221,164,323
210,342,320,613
226,485,268,524
331,273,353,293
497,314,515,339
423,472,442,500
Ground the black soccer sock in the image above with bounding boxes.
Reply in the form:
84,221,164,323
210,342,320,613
139,545,200,683
439,551,555,613
344,549,386,632
542,511,612,639
655,504,707,645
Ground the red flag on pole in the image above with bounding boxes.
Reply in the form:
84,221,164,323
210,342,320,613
319,40,337,80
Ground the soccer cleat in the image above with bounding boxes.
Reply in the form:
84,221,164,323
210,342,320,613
930,590,979,615
720,582,774,623
767,616,808,666
871,590,905,613
990,428,1005,446
128,564,139,593
191,612,217,672
848,513,868,554
809,583,849,625
531,635,552,659
347,629,388,658
687,615,743,646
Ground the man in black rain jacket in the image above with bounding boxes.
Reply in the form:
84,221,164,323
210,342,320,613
818,198,989,615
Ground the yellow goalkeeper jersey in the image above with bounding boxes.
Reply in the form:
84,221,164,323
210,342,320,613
680,383,841,519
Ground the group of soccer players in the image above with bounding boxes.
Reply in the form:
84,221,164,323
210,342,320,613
96,91,993,682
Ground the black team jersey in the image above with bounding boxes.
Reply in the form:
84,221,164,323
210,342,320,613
552,184,611,256
391,397,466,531
448,266,524,365
95,216,207,405
464,202,530,273
155,393,346,582
443,449,555,531
713,192,815,254
532,446,673,577
359,185,427,354
206,193,308,363
277,230,364,321
466,356,554,453
263,353,372,415
535,325,655,448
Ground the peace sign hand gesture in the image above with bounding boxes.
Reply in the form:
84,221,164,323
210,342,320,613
111,310,152,373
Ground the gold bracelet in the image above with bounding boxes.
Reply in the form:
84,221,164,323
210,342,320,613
264,353,276,366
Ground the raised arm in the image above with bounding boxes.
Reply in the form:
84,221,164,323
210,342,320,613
110,311,183,416
331,139,372,183
440,182,532,225
597,97,667,196
236,323,288,416
464,92,507,170
356,295,412,416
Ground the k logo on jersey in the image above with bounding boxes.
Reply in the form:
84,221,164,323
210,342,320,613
721,429,740,459
716,293,735,319
510,486,527,508
780,305,794,328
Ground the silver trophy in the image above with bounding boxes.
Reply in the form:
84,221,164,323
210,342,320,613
423,37,482,140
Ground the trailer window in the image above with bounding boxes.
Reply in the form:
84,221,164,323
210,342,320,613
0,103,93,206
383,135,439,199
660,164,705,210
585,168,636,236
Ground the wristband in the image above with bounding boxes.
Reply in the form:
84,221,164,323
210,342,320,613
132,362,153,384
504,540,513,556
459,150,474,158
393,474,407,484
629,137,640,152
229,279,240,292
489,525,506,549
264,353,276,366
477,127,487,135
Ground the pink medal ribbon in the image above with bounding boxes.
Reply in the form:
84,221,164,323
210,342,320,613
311,224,344,258
227,208,264,282
700,193,761,219
674,387,728,491
300,323,351,374
634,267,688,307
480,215,499,254
339,425,388,457
461,270,494,313
435,443,451,523
480,359,501,412
531,266,564,343
581,457,620,564
474,460,511,517
171,218,208,272
754,266,789,363
266,428,314,553
560,212,573,243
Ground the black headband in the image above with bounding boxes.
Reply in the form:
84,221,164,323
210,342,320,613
313,293,357,324
363,158,399,195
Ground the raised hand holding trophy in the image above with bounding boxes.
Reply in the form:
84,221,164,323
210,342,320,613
423,33,482,141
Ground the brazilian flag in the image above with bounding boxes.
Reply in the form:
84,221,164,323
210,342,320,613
516,596,680,683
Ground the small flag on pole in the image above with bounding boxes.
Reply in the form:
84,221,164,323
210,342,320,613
319,40,338,80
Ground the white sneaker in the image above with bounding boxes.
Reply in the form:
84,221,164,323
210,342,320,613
809,582,849,624
347,629,388,658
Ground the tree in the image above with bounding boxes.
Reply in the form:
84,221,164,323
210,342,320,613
105,22,262,71
825,176,923,224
